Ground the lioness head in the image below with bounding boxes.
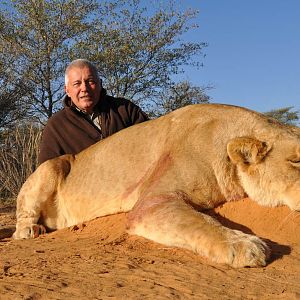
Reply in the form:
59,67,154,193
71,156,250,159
227,136,300,211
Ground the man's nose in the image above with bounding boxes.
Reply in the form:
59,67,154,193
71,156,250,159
80,81,88,91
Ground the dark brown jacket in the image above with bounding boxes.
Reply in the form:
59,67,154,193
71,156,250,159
38,93,149,164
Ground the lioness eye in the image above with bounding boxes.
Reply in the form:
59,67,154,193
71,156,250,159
288,160,300,168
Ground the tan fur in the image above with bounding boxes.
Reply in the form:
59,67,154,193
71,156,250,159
13,104,300,267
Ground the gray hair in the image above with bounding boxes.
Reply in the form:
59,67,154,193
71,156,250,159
65,59,100,85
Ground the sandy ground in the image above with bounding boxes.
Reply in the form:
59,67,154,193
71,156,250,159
0,198,299,300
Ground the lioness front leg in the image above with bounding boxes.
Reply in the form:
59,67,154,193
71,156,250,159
127,192,270,268
13,156,72,239
13,176,49,240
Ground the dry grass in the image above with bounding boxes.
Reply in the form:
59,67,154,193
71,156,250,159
0,124,41,201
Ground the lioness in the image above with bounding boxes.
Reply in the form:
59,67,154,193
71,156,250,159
13,104,300,268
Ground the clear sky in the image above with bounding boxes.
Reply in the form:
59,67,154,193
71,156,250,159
1,1,298,114
178,0,300,113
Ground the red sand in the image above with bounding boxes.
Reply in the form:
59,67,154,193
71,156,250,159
0,198,299,299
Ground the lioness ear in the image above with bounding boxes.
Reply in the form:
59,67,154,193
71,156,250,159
227,137,271,166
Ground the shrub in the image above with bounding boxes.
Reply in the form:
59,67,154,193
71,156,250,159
0,124,41,200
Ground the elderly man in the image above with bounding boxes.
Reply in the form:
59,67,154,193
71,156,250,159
38,59,148,164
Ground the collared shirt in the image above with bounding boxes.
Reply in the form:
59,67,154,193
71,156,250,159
73,105,102,131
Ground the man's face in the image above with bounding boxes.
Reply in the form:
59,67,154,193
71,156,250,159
65,66,101,114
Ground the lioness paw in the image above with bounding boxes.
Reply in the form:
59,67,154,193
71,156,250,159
227,231,270,268
13,224,46,240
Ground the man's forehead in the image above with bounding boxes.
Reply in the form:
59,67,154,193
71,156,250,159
68,66,98,79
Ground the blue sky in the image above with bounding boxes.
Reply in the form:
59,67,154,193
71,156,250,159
1,1,298,114
178,0,300,113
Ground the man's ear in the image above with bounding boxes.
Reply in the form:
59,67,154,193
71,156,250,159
64,85,70,97
227,137,272,166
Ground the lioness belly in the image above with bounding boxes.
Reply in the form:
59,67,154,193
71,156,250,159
52,185,141,229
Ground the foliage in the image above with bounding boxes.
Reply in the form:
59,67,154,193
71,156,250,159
75,0,207,109
0,59,29,129
0,0,99,123
149,80,210,117
0,0,207,125
0,124,42,199
264,107,299,126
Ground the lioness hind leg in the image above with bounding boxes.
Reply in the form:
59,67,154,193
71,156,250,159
13,156,72,239
127,192,270,268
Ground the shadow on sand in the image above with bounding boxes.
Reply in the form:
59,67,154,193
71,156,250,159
206,209,291,265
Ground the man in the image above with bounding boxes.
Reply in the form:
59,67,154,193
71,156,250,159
38,59,149,164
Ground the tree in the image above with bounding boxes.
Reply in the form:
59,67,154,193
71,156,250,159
0,59,29,129
149,80,210,117
264,107,299,126
0,0,207,122
72,0,207,109
0,0,99,123
0,83,28,130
